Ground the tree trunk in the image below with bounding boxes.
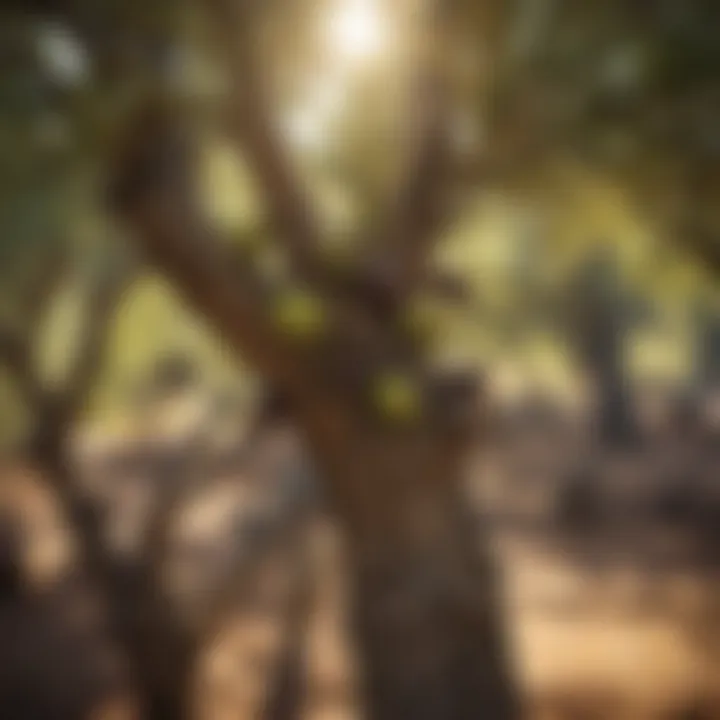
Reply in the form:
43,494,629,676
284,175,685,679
595,365,638,448
305,425,520,720
29,418,113,598
567,250,639,448
29,423,197,720
576,315,638,448
694,304,720,392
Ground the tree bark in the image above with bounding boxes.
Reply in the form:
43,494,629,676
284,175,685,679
594,364,638,448
28,414,113,598
694,304,720,392
29,423,197,720
303,424,520,720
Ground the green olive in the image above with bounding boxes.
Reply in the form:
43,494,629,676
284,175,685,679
372,372,423,422
402,298,441,342
272,289,326,340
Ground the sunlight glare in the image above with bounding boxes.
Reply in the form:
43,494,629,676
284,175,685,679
326,0,386,64
282,74,346,152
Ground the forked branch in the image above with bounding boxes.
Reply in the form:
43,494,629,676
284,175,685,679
205,0,326,285
372,0,456,305
109,98,312,395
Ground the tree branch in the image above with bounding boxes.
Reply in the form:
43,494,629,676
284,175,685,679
108,100,312,396
61,254,137,419
205,0,326,285
0,324,44,410
21,242,69,325
371,0,456,305
683,222,720,279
